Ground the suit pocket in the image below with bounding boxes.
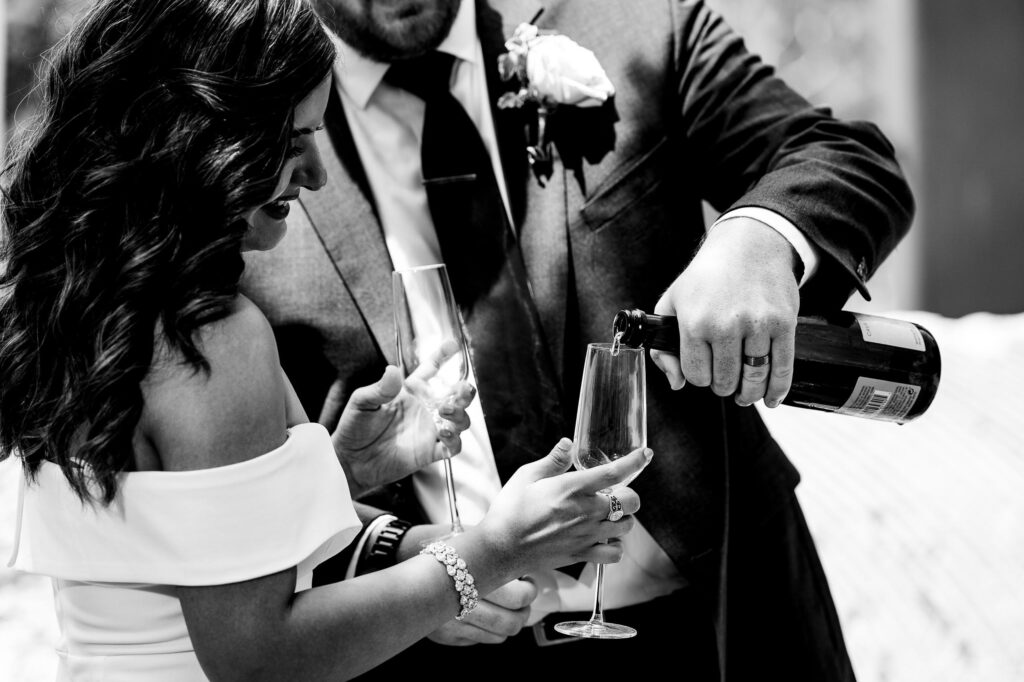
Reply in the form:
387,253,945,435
581,136,671,233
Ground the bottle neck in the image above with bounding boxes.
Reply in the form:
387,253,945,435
612,309,679,352
612,309,649,347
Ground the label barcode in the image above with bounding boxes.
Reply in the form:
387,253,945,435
836,378,919,422
862,389,892,415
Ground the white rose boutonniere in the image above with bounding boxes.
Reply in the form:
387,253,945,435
497,23,617,186
498,23,614,108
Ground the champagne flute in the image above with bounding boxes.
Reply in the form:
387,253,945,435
392,264,471,539
554,341,647,639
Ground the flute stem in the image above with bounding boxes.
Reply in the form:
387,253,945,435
442,456,463,535
590,562,607,624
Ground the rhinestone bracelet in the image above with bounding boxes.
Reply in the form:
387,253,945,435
419,541,479,620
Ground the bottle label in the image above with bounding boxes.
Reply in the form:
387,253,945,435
854,313,926,351
835,377,921,422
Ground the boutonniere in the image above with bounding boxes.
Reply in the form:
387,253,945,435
497,23,617,187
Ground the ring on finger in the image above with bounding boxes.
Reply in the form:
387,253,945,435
604,492,624,522
742,353,770,367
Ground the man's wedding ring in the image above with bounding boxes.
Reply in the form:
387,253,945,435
605,493,624,522
742,354,770,367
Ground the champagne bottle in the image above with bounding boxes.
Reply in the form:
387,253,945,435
611,308,941,424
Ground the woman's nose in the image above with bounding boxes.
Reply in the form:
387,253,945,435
294,145,327,192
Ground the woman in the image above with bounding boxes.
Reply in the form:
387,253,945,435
0,1,648,680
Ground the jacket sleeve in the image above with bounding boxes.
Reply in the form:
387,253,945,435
672,0,915,309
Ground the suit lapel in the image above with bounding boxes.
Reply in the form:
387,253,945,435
483,0,544,38
301,87,397,364
477,0,537,228
478,0,572,388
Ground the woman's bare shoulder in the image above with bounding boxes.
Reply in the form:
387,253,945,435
139,296,290,471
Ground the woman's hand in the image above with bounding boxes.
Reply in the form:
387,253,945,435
333,365,475,497
476,439,650,577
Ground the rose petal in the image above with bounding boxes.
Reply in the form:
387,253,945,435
526,35,615,106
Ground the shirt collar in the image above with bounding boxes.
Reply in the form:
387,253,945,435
330,0,479,110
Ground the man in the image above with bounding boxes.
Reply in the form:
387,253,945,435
241,0,914,678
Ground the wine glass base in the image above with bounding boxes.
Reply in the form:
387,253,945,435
553,620,637,640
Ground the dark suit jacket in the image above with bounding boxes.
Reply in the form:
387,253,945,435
241,0,913,588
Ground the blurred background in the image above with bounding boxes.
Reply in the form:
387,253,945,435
2,1,1023,681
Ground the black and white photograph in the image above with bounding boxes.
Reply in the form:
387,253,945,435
2,1,1023,680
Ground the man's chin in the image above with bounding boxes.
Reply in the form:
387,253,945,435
333,0,460,62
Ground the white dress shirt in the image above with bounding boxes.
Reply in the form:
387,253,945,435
326,0,816,622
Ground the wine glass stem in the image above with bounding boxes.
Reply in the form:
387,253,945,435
442,456,463,535
590,563,607,624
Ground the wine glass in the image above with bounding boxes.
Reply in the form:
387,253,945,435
554,341,647,639
392,264,471,539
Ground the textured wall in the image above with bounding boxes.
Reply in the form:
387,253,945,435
708,0,923,314
712,0,1024,316
916,1,1024,316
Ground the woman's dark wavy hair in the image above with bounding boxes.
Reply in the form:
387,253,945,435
0,0,335,504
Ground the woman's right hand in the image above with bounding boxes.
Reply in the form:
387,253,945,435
476,438,651,577
333,364,475,497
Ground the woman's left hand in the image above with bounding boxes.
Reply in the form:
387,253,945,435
333,365,475,497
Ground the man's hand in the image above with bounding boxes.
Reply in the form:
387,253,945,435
651,217,800,407
333,365,475,497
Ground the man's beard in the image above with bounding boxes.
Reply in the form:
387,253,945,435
315,0,462,63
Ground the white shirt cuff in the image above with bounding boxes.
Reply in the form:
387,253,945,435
711,207,820,287
343,513,397,580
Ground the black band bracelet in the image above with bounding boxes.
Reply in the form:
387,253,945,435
358,517,413,575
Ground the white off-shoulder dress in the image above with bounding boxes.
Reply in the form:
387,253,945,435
7,422,362,681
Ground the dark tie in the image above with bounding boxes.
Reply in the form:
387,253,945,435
385,53,566,482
